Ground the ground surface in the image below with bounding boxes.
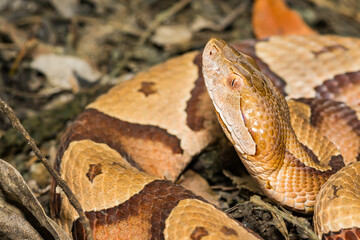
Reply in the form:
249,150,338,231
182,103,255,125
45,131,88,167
1,0,360,239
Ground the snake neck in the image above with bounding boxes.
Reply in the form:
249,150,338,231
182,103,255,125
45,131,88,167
237,77,286,175
238,85,333,212
241,74,332,169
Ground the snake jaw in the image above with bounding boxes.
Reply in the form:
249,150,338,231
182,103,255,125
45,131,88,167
203,38,256,155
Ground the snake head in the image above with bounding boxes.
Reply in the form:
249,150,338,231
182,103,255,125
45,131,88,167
202,38,287,157
202,38,259,155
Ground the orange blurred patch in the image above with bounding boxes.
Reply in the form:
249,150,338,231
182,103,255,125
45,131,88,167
252,0,316,39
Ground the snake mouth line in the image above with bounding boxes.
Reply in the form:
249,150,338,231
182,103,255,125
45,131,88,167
212,95,256,156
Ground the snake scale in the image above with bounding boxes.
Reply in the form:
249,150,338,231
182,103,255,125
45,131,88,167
50,35,360,240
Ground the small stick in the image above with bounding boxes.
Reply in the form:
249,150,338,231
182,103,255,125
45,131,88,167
207,1,249,31
250,195,319,240
9,38,37,76
138,0,192,45
0,97,94,240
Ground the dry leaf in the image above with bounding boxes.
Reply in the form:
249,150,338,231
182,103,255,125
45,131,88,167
270,212,290,240
177,170,220,206
190,15,217,32
76,18,142,61
0,159,70,240
252,0,316,39
31,54,101,93
50,0,79,18
151,25,192,49
223,170,263,195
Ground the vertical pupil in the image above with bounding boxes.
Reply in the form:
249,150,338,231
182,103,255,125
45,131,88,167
231,79,236,86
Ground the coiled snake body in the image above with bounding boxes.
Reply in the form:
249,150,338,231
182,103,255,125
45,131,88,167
51,35,360,239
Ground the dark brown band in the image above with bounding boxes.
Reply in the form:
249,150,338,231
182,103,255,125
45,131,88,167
186,53,207,131
315,71,360,101
51,108,184,219
72,180,202,240
323,227,360,240
55,108,183,173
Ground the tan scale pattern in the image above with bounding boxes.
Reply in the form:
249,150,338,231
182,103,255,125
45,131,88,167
338,84,360,116
88,213,153,240
88,51,220,165
71,180,203,240
53,108,186,182
303,99,360,165
107,217,148,239
255,35,360,99
355,105,360,119
267,100,338,212
288,100,340,167
334,82,360,108
164,199,259,240
118,133,186,180
69,179,262,240
316,71,360,115
266,151,331,212
58,139,158,233
314,162,360,239
322,228,360,240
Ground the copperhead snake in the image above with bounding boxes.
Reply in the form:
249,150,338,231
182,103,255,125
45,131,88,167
50,35,360,240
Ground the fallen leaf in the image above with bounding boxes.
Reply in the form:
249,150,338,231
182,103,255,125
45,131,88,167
75,17,142,62
190,15,216,32
177,170,220,206
223,170,264,195
0,159,70,240
50,0,79,18
151,24,192,49
31,54,101,93
43,93,74,110
271,212,290,240
252,0,316,39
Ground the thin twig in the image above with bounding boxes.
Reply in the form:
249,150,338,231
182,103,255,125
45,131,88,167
9,38,37,76
138,0,192,45
0,97,94,240
2,86,48,99
250,195,319,240
207,1,249,31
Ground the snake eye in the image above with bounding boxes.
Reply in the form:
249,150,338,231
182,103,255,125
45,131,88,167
226,73,243,90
